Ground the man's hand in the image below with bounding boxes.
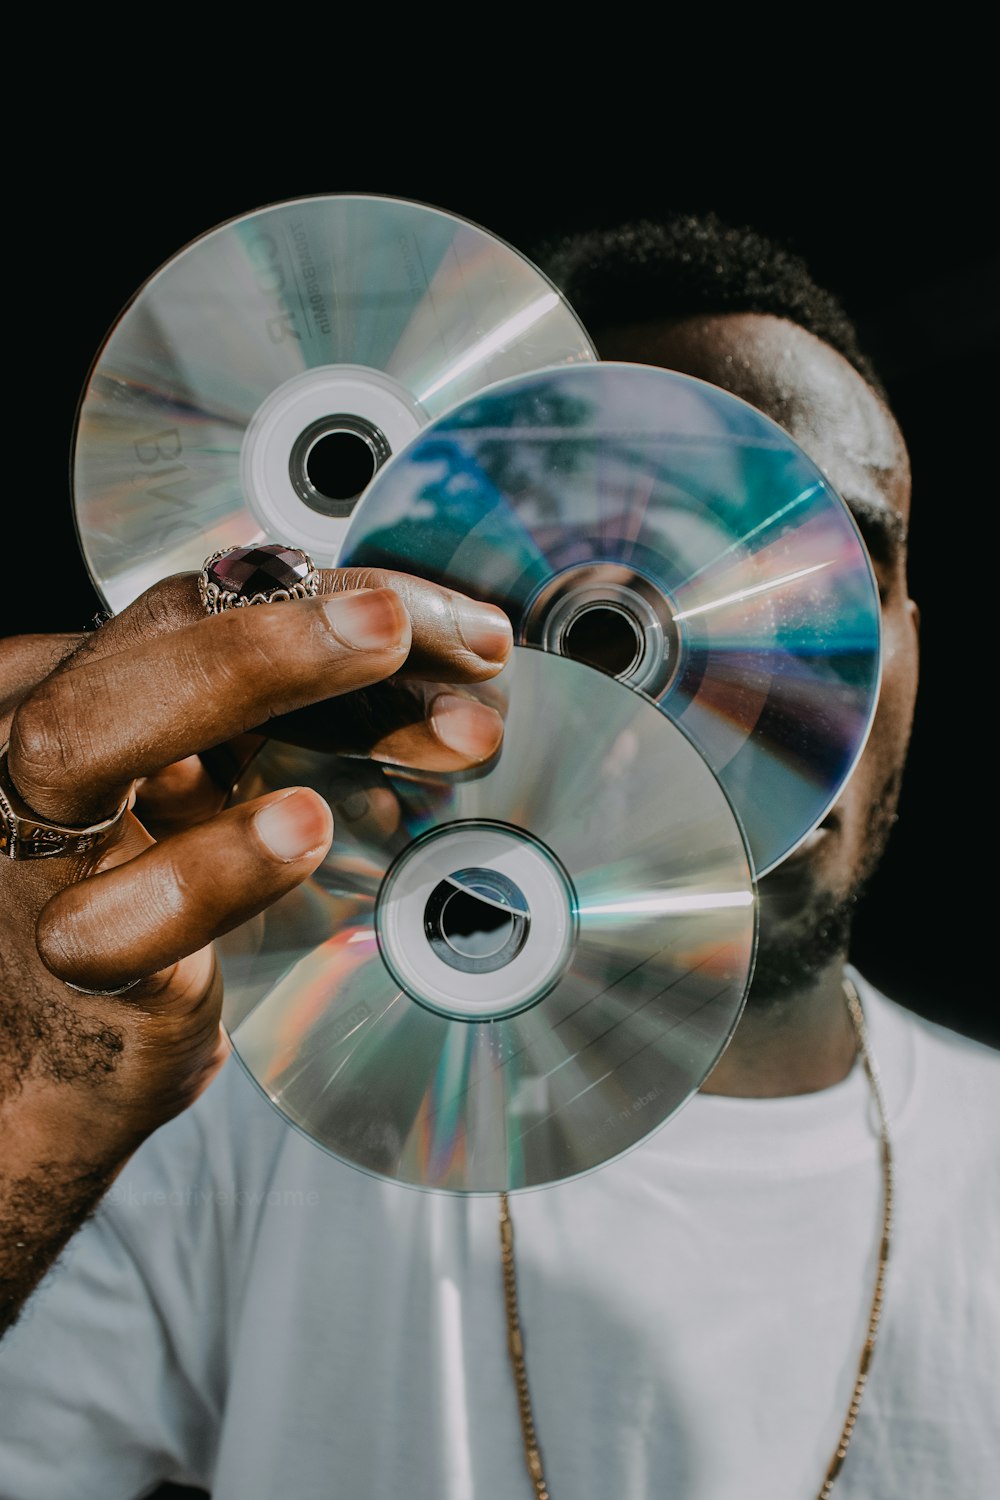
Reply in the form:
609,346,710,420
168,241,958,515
0,568,510,1332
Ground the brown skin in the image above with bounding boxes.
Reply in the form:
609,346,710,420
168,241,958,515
0,569,512,1330
597,313,920,1095
0,312,919,1327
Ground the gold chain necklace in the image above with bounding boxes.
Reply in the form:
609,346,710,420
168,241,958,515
498,976,893,1500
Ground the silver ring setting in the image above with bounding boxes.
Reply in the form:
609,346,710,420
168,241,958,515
199,544,320,614
0,744,131,862
64,977,144,997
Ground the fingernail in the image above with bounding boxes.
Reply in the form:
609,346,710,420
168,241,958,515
455,600,513,663
324,589,408,651
431,695,504,758
254,790,331,861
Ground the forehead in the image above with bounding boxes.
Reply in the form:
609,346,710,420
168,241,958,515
595,312,911,530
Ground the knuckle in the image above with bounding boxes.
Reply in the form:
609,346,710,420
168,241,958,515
203,615,309,710
36,853,191,985
35,889,88,979
329,567,385,595
154,851,196,924
9,687,76,801
11,659,122,803
234,606,304,670
0,634,84,717
132,574,200,637
173,621,290,715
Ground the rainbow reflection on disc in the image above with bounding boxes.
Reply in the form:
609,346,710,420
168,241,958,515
219,648,756,1193
72,195,595,613
339,363,881,874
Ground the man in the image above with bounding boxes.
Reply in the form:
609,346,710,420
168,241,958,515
1,213,997,1500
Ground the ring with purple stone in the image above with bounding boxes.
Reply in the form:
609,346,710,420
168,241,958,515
198,544,321,615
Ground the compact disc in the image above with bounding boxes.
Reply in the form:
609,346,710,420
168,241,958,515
219,647,756,1192
72,195,596,612
339,363,882,874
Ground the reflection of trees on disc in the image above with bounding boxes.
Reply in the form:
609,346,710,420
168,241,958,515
342,362,881,875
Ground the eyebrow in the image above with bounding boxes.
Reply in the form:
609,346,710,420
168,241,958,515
842,494,908,566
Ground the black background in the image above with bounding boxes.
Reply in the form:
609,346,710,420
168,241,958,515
8,153,997,1047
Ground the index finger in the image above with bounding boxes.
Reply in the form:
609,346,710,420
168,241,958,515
8,587,413,827
69,567,512,683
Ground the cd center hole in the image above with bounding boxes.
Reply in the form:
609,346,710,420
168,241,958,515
440,887,515,960
306,431,377,502
562,606,643,678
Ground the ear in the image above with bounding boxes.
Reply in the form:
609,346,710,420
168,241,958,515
905,597,920,675
906,596,920,634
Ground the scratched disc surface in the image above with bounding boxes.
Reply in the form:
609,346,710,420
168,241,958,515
71,195,595,612
219,648,756,1192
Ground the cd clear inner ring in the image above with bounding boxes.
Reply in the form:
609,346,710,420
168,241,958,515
522,564,682,698
376,820,576,1020
289,414,392,517
239,365,426,557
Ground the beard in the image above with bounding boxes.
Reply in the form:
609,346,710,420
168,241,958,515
748,885,858,1007
747,763,905,1010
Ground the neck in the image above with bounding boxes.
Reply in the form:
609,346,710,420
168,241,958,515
700,956,857,1097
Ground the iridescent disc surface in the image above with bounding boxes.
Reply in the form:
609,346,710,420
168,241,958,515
340,363,881,873
220,648,756,1193
72,195,595,612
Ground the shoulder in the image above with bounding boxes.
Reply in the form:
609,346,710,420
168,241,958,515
852,968,1000,1158
855,969,1000,1079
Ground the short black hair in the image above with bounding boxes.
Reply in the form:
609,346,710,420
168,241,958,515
540,213,886,400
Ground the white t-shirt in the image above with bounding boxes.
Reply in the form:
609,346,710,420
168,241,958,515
0,974,997,1500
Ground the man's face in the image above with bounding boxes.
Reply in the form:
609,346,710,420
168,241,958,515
595,313,920,998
